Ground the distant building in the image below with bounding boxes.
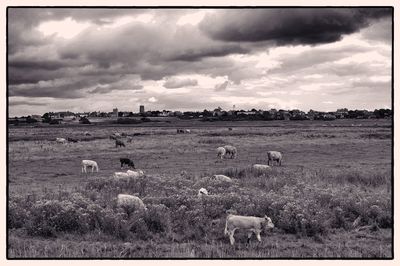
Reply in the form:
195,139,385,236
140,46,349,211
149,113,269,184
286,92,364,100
112,108,118,118
140,105,145,114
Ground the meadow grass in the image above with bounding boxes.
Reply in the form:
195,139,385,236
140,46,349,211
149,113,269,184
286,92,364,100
7,119,392,258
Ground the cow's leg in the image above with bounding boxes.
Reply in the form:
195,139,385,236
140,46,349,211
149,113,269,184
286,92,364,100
255,230,262,242
229,231,235,245
224,220,230,235
247,231,253,243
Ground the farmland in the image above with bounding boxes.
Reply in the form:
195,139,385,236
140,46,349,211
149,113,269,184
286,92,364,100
7,119,393,258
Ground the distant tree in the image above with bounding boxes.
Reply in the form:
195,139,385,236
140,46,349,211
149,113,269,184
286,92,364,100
374,109,392,118
202,109,212,117
79,117,91,124
262,111,273,120
26,116,38,123
42,113,52,123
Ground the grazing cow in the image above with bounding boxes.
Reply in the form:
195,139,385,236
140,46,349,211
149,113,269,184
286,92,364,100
224,145,237,159
212,174,232,183
56,137,67,144
84,131,91,136
267,151,283,166
113,172,130,180
177,129,185,134
116,139,126,148
217,147,226,159
228,127,233,131
120,158,135,168
252,164,271,172
185,129,191,134
81,160,99,173
197,188,208,199
224,214,274,245
126,169,145,178
67,137,78,143
117,194,147,213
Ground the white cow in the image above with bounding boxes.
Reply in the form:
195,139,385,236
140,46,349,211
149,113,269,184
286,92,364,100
197,188,209,198
212,174,232,183
117,194,147,212
113,170,144,182
267,151,283,166
216,147,226,159
56,137,67,144
81,159,99,173
224,214,275,245
126,169,145,178
185,129,191,134
224,145,237,159
113,172,130,179
253,164,271,171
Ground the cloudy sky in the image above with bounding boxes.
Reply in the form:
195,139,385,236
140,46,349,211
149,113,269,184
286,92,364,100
8,8,392,116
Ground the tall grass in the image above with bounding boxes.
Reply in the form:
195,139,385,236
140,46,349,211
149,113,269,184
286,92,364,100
9,167,391,247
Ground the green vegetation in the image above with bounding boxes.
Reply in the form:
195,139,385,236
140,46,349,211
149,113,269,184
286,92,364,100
7,119,392,258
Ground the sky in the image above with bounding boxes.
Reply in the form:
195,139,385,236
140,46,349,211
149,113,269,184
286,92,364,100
7,8,392,117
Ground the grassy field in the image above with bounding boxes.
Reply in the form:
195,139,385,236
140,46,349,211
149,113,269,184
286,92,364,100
7,119,393,258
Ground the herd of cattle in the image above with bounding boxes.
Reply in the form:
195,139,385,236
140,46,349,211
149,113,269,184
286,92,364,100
54,129,284,245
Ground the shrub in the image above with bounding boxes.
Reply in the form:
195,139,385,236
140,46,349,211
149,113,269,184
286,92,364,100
144,204,171,234
26,199,86,237
8,198,30,229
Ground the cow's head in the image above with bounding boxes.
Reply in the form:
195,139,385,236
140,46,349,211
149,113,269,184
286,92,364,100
264,215,275,230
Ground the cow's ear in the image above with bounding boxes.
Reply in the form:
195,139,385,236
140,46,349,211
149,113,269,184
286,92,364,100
264,215,269,220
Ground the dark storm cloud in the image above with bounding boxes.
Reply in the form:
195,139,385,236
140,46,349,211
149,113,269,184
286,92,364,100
163,78,198,88
200,8,391,45
169,45,248,62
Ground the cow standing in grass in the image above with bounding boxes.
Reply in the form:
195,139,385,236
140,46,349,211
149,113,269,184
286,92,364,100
120,158,135,169
224,214,274,245
67,137,78,143
224,145,237,159
81,160,99,173
217,147,226,159
267,151,283,166
116,139,126,148
56,137,67,144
